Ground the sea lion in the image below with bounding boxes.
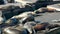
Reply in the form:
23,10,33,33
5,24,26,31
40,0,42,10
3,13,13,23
5,18,19,26
3,27,29,34
11,12,36,24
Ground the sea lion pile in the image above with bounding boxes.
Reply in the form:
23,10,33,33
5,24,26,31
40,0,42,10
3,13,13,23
0,5,60,34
